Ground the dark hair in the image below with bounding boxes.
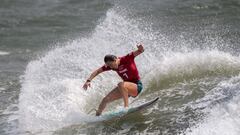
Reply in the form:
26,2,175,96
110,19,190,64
104,54,117,63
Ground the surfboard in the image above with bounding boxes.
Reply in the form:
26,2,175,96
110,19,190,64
99,97,159,121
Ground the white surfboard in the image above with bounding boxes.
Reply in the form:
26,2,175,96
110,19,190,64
99,97,159,121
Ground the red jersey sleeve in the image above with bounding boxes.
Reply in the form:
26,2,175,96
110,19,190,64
120,52,135,63
101,64,111,71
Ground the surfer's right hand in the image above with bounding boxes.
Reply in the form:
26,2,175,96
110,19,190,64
83,81,91,90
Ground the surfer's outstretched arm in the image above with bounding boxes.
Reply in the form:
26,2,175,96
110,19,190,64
133,43,144,57
83,67,104,90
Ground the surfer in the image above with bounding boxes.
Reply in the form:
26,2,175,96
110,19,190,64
83,44,144,116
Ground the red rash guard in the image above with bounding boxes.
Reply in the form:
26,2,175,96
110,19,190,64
101,52,140,83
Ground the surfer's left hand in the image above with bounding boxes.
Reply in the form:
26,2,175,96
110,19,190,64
137,43,144,53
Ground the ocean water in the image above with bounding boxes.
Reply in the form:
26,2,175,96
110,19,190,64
0,0,240,134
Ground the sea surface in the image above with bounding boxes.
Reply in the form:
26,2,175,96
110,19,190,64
0,0,240,134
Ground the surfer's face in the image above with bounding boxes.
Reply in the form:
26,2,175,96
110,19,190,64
106,59,118,69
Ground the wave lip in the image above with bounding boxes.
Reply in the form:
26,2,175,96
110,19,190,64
145,50,240,91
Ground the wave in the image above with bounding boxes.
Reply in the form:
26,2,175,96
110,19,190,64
16,6,240,135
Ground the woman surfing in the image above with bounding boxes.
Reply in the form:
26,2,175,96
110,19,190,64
83,44,144,116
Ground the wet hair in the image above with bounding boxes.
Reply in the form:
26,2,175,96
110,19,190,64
104,54,117,63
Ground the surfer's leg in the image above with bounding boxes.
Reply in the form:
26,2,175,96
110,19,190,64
118,82,138,107
96,86,122,116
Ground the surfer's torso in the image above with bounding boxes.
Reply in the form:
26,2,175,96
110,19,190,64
102,52,140,83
